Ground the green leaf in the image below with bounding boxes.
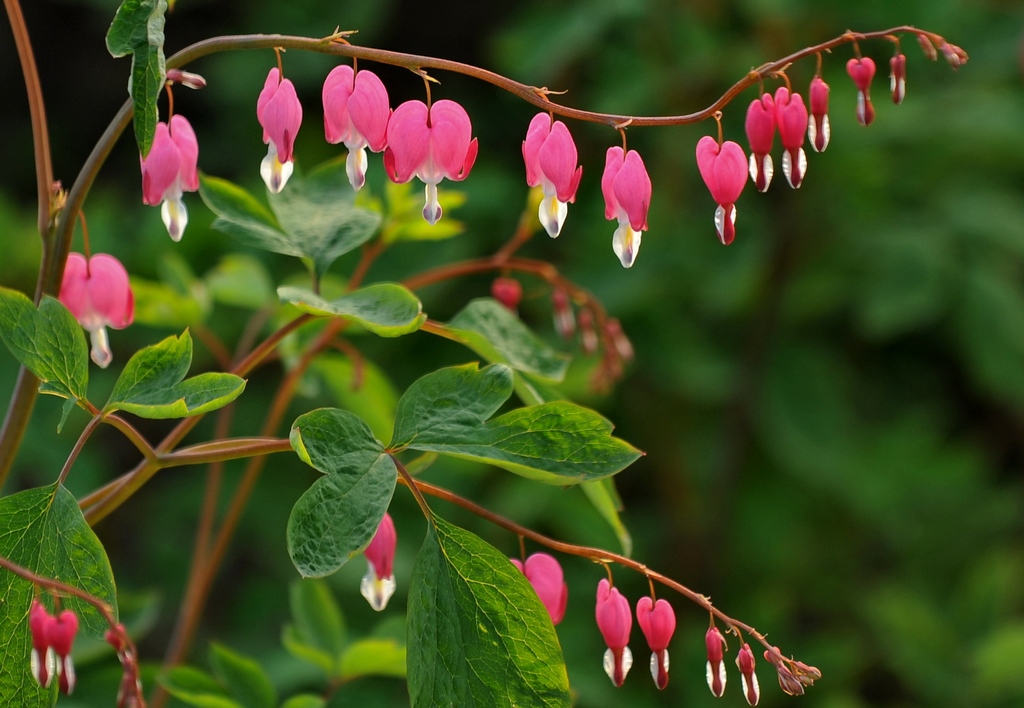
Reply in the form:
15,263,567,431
209,643,276,708
103,331,246,418
340,638,407,680
267,158,383,279
199,175,292,254
288,409,396,577
278,284,425,338
281,625,336,677
311,353,400,443
204,254,275,310
280,696,326,708
289,579,346,659
0,288,88,429
391,364,641,484
380,181,467,243
130,277,208,328
105,0,167,157
0,485,117,705
437,298,570,382
581,478,633,556
159,666,241,708
407,516,570,707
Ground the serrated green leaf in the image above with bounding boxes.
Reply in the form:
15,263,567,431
267,158,382,278
0,289,88,430
278,284,425,338
407,516,570,707
391,364,641,484
103,331,245,418
311,353,399,443
289,579,346,659
438,298,569,382
199,174,293,254
159,666,241,708
288,409,396,577
0,485,117,705
106,0,167,156
340,638,407,680
209,643,276,708
204,253,275,309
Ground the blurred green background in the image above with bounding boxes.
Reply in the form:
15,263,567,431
2,0,1024,706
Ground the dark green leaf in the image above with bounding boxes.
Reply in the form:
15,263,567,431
581,478,632,556
103,331,245,418
209,643,276,708
199,175,293,255
159,666,240,708
438,298,570,382
391,364,641,484
0,289,88,430
0,485,117,705
106,0,167,156
407,516,570,707
278,284,425,337
288,409,396,577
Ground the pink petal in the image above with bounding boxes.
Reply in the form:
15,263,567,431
384,100,431,183
59,253,89,322
523,553,568,625
613,150,652,232
522,112,551,188
427,99,475,181
774,87,808,150
636,597,676,652
323,64,356,145
169,115,199,192
601,147,625,220
696,136,747,205
140,123,181,206
596,579,632,649
538,121,582,203
744,94,776,155
364,512,396,579
349,69,390,152
257,68,281,144
85,254,134,329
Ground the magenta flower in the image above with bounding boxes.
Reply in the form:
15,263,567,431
744,93,776,192
140,114,198,242
774,87,809,189
706,626,728,697
595,578,633,686
695,136,748,246
602,146,652,268
360,512,397,611
47,609,79,695
323,65,391,191
846,57,876,126
29,600,55,689
522,113,583,238
636,597,676,690
736,642,761,706
511,553,568,625
59,253,135,368
384,99,478,225
808,76,831,153
890,53,907,104
257,67,303,193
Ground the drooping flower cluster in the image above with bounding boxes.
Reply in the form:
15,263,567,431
360,512,397,611
59,253,135,368
29,600,79,695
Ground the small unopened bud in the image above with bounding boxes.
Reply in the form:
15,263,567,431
47,609,79,694
166,68,207,89
552,288,575,339
578,309,598,355
491,277,522,312
736,643,760,705
940,42,969,68
917,34,938,60
604,318,634,362
890,54,907,104
807,76,830,153
105,623,127,654
706,626,727,697
846,57,876,126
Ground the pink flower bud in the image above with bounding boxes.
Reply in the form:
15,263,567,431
939,42,968,69
706,626,728,697
552,288,575,339
140,114,199,241
510,553,568,625
774,87,809,189
257,67,303,193
360,512,397,611
491,277,523,312
736,643,760,705
578,308,598,355
604,318,634,362
846,57,876,126
165,68,207,90
29,600,55,688
523,113,583,238
695,136,748,245
808,76,831,152
45,609,79,695
917,34,938,61
636,597,675,690
323,65,391,191
595,579,633,686
744,93,775,192
59,253,135,368
602,146,652,268
890,54,907,104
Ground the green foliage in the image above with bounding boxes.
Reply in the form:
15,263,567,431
103,331,245,418
278,283,425,337
407,515,570,707
105,0,167,157
391,363,642,484
378,181,467,243
209,643,277,708
0,289,87,430
0,485,117,705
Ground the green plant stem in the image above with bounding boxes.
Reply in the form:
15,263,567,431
56,415,103,487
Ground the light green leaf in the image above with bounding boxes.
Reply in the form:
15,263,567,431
288,409,396,577
407,516,570,707
280,696,326,708
130,277,208,328
159,666,241,708
391,364,641,484
289,579,345,659
0,289,88,429
278,284,425,338
311,353,400,443
204,253,275,310
581,478,632,556
209,643,276,708
0,485,117,705
103,331,246,418
105,0,167,157
281,625,336,677
438,298,570,382
199,175,292,255
381,180,466,243
340,638,407,680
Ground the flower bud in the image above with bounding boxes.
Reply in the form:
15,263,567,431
165,68,207,89
917,34,938,60
491,277,523,312
578,309,598,355
706,626,727,697
736,643,760,705
807,76,830,152
595,579,633,686
360,512,397,611
636,597,675,690
846,57,876,126
890,53,906,104
552,288,575,339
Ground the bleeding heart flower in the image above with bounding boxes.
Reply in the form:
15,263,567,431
774,87,809,189
596,578,633,686
695,136,748,245
257,67,303,193
28,600,55,689
323,65,391,191
744,93,776,192
140,114,198,242
890,53,907,104
523,113,583,238
511,553,568,625
360,512,397,611
46,609,79,695
846,57,876,126
602,146,652,268
706,626,728,697
808,76,831,153
736,642,761,705
384,99,478,225
636,597,676,690
59,253,135,368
